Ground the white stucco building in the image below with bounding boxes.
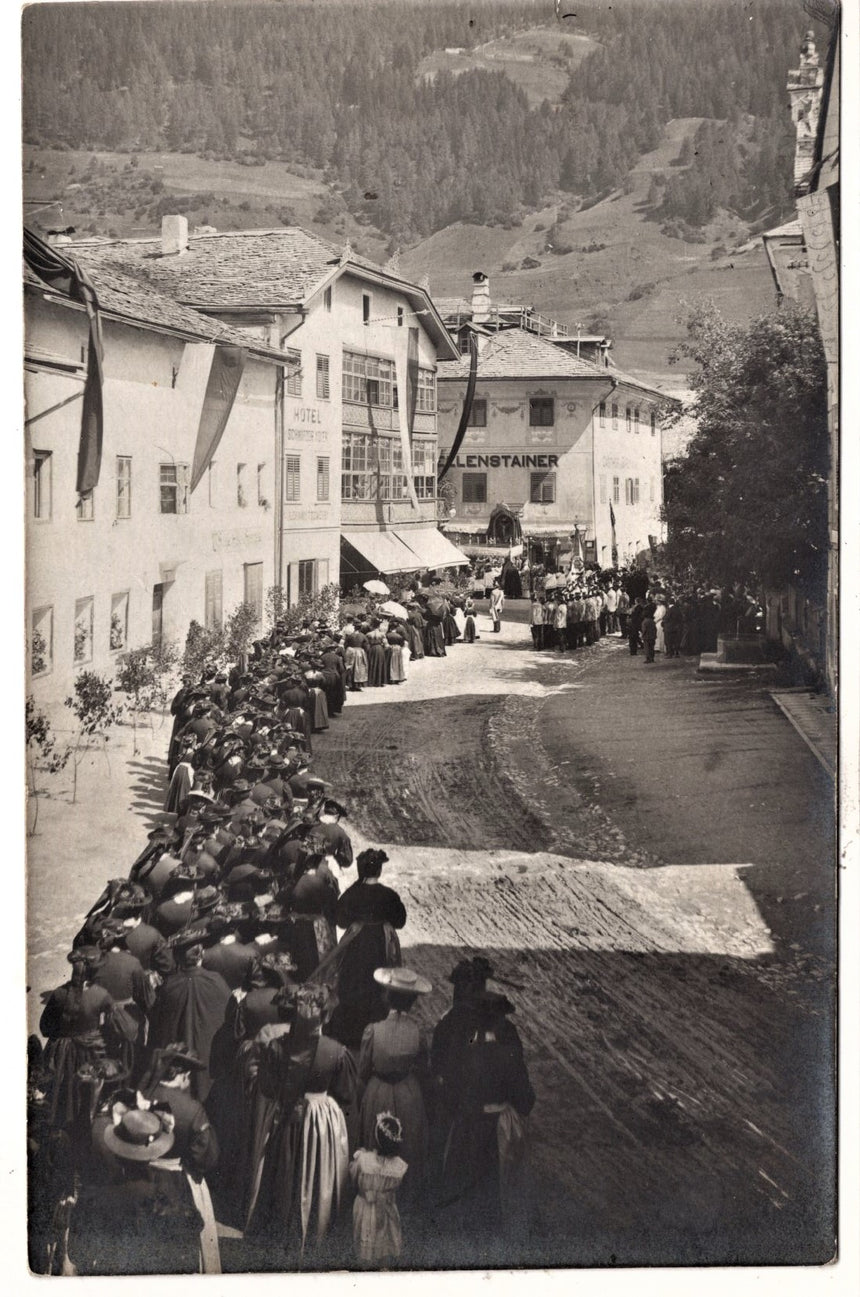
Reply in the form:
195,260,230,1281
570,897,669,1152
25,246,287,706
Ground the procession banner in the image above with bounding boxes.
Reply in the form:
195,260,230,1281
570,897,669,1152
190,345,246,493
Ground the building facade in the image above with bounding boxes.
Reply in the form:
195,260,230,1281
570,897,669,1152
25,250,285,705
77,223,464,595
436,325,666,570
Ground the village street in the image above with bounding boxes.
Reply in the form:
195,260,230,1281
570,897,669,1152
26,602,835,1269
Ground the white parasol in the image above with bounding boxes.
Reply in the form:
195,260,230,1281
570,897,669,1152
363,579,390,596
379,600,408,619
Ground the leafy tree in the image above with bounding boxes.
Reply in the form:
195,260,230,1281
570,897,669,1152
64,672,124,804
663,303,829,596
25,697,71,835
115,641,180,753
182,619,226,681
225,601,261,664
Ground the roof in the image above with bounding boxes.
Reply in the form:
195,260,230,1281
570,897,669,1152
24,258,287,360
72,226,458,358
761,219,804,240
437,326,665,397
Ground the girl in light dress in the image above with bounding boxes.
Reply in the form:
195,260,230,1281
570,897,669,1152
350,1112,408,1267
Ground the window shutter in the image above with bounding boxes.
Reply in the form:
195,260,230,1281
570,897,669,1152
316,559,329,591
288,562,300,608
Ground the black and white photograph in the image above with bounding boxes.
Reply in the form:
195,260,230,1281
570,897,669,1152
17,0,854,1282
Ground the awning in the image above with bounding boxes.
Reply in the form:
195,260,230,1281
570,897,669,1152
341,529,421,576
397,527,470,569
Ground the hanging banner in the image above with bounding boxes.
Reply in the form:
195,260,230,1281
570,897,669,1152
190,345,246,492
609,500,619,566
438,331,478,481
24,227,105,495
395,327,419,509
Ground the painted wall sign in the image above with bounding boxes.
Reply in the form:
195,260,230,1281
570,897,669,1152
453,454,559,469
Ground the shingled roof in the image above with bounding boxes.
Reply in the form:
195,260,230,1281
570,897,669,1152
25,257,286,360
437,326,665,396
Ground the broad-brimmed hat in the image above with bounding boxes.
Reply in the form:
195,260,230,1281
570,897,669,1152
168,925,210,952
102,1105,174,1162
373,966,431,995
191,885,221,913
321,798,348,818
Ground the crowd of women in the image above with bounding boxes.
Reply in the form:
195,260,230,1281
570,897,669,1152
28,584,535,1275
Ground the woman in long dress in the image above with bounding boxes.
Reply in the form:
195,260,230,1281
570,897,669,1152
386,627,408,684
653,596,667,654
344,626,370,691
40,947,119,1133
365,622,388,688
327,850,406,1049
358,967,431,1209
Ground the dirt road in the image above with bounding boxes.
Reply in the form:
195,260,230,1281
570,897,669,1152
313,607,835,1267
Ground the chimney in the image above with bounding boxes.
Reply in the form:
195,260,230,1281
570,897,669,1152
161,214,189,256
471,271,490,324
787,31,824,196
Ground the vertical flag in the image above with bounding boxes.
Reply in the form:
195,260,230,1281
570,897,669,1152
394,327,419,509
190,345,246,492
609,500,618,566
438,330,478,481
23,228,105,495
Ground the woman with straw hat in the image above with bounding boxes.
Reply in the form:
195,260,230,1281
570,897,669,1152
358,966,432,1208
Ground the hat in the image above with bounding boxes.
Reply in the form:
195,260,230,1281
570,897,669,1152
257,950,298,983
168,925,210,952
258,902,293,927
186,788,214,805
449,956,494,988
198,805,234,825
96,917,128,948
102,1105,174,1162
321,798,348,818
67,944,103,968
191,885,221,913
152,1043,206,1073
146,827,176,844
113,882,149,912
373,966,431,995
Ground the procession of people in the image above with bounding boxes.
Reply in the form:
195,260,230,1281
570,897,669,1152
28,573,535,1275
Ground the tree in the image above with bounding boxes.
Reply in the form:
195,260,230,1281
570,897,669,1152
26,697,71,836
663,303,829,595
225,601,261,664
64,672,124,804
115,641,180,754
182,620,226,681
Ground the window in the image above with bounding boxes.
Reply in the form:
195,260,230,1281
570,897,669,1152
285,348,302,397
651,411,657,437
362,293,372,324
76,491,94,521
634,407,641,433
599,475,607,504
626,405,632,433
116,456,132,519
31,605,53,676
612,475,620,503
459,331,471,355
342,432,370,500
462,472,487,504
160,463,189,514
33,451,52,520
110,591,129,652
236,462,247,508
624,477,641,505
74,596,94,664
468,398,487,427
244,562,263,624
316,354,330,400
204,570,223,632
612,402,619,429
257,463,267,507
323,286,332,312
530,472,556,504
207,461,217,508
284,454,301,502
316,456,330,501
342,351,394,407
412,440,436,500
397,306,404,327
417,369,436,413
529,397,554,427
599,402,606,426
299,559,316,599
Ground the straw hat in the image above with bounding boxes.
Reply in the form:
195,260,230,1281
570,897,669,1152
373,966,431,995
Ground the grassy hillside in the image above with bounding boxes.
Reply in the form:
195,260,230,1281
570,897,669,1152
24,116,779,389
417,25,599,107
398,118,779,384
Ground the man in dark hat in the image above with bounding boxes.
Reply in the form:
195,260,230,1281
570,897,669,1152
149,931,231,1102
